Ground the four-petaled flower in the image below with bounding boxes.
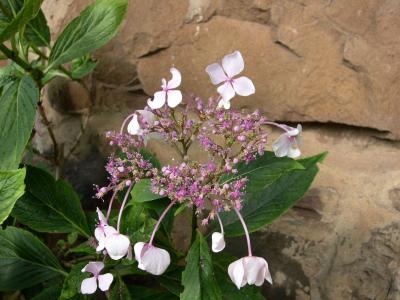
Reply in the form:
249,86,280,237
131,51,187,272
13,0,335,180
134,242,171,275
94,208,116,252
272,124,302,158
147,67,182,109
81,262,114,294
127,110,156,136
206,51,255,109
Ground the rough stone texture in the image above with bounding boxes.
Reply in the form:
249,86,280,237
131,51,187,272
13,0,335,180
36,0,400,299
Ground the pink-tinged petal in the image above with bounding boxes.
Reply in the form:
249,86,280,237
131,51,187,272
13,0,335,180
94,227,105,243
104,233,131,260
205,63,227,85
245,257,267,286
98,273,114,291
211,232,226,253
287,147,301,158
228,258,246,289
217,82,235,102
104,225,118,236
272,134,290,157
137,110,156,126
96,208,107,225
81,262,104,276
167,67,182,89
166,90,182,108
265,266,273,285
147,91,166,109
222,51,244,78
81,277,97,294
141,246,171,275
232,76,255,96
134,242,145,262
127,114,141,135
218,98,231,110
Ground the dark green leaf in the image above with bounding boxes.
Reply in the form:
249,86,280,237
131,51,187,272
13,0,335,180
121,202,156,242
181,230,222,300
31,283,62,300
59,262,87,300
0,168,25,224
12,166,90,237
0,75,39,169
47,0,128,70
25,10,50,47
219,152,326,236
71,57,97,79
110,276,131,300
130,179,164,203
128,285,178,300
0,226,66,291
67,242,96,255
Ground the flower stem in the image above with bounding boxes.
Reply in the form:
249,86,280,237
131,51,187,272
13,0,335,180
263,121,290,132
117,183,134,232
216,212,224,235
233,207,252,256
149,200,176,245
106,189,118,221
120,113,135,134
190,206,197,245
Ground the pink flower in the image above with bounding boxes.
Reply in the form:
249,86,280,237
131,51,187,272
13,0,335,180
104,232,132,260
211,232,225,253
228,256,273,289
94,208,117,252
147,67,182,109
80,262,113,294
127,110,156,136
206,51,255,109
134,242,171,275
272,124,302,158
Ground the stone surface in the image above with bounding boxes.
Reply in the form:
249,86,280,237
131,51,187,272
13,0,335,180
37,0,400,299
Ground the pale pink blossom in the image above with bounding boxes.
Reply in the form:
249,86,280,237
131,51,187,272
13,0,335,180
147,67,182,109
206,51,255,109
272,124,302,158
134,242,171,275
127,110,156,136
211,232,225,253
80,262,113,294
104,232,132,260
94,208,117,252
228,256,272,289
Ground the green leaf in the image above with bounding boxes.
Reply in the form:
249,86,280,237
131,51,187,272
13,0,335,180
0,168,25,224
121,202,156,242
130,178,164,203
67,242,96,255
0,226,66,291
0,75,39,169
181,230,222,300
47,0,128,70
0,0,43,43
25,10,50,47
110,276,131,300
220,152,327,236
31,284,62,300
128,285,178,300
59,262,87,300
71,57,97,79
12,166,90,237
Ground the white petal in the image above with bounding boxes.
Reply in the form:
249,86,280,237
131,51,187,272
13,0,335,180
218,98,231,109
127,114,142,135
96,241,105,252
98,273,114,291
222,51,244,78
104,233,131,260
104,225,118,236
217,82,235,102
167,67,181,89
245,257,267,286
287,127,300,137
96,208,107,225
287,147,301,158
272,134,291,157
80,277,97,294
228,258,246,289
147,91,166,110
94,227,105,244
211,232,226,253
134,242,146,262
205,63,227,85
141,246,171,275
232,76,255,96
166,90,182,108
81,262,104,276
137,110,156,126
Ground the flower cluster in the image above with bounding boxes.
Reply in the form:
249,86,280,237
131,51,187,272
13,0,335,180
82,50,303,294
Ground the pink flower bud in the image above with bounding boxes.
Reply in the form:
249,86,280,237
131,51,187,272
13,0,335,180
211,232,226,253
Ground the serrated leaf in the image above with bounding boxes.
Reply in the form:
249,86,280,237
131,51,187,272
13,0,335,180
0,168,25,224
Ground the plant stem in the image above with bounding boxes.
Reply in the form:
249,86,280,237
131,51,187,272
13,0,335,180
190,206,197,245
106,189,118,221
216,212,224,235
117,183,134,232
149,200,176,245
233,207,252,257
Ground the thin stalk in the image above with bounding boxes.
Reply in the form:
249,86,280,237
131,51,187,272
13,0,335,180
116,183,134,232
190,206,197,245
120,113,135,134
233,207,252,257
216,212,224,235
149,200,176,245
106,189,118,221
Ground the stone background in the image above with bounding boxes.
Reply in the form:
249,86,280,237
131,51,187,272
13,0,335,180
36,1,400,299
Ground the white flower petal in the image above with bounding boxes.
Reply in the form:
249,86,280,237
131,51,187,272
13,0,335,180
218,98,231,109
104,226,118,236
222,51,244,78
228,258,246,289
205,63,227,85
141,246,171,275
245,257,267,286
287,147,301,158
211,232,226,253
147,91,166,109
81,262,104,276
134,242,145,262
166,90,182,108
127,114,141,135
98,273,114,291
272,134,291,157
217,82,235,102
232,76,255,96
80,277,97,294
167,67,181,89
104,233,131,260
137,110,156,126
96,208,107,225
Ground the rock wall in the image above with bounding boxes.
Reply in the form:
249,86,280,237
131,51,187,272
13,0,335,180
39,1,400,299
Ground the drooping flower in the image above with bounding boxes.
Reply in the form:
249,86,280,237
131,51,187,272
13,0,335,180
80,262,114,294
228,256,272,289
206,51,255,109
94,208,117,252
127,110,156,136
272,124,302,158
147,67,182,109
212,232,225,253
134,242,171,275
104,232,132,260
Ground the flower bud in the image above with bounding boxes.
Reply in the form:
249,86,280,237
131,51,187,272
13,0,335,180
134,242,171,275
228,256,272,289
211,232,226,253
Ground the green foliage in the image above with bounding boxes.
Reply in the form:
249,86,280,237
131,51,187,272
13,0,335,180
12,166,90,237
47,0,128,70
31,284,62,300
0,226,66,291
71,56,98,79
110,276,131,300
130,178,164,203
0,168,25,224
59,262,87,300
128,285,179,300
0,75,39,169
181,230,222,300
25,9,50,47
219,152,327,236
